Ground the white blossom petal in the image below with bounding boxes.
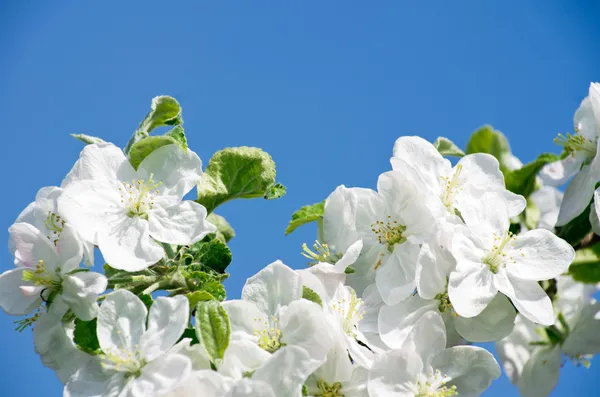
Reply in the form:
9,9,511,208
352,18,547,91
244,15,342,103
448,261,497,318
8,222,58,268
378,295,438,349
62,143,135,186
0,268,41,315
453,294,516,342
130,353,191,397
60,271,107,321
140,295,189,361
494,271,554,326
517,347,561,397
64,359,123,397
562,301,600,356
368,349,422,397
375,243,419,305
242,261,302,316
253,345,314,397
148,200,216,245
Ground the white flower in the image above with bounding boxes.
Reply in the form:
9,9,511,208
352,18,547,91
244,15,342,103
58,143,216,271
369,311,500,397
33,312,91,384
391,136,526,219
223,261,333,369
322,171,435,305
448,192,574,325
529,186,563,231
0,223,106,320
541,83,600,226
12,186,95,266
64,290,192,397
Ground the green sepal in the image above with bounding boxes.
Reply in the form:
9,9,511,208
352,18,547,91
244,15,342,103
71,134,106,145
194,300,231,362
433,137,465,157
302,286,323,307
196,147,278,214
569,242,600,283
285,201,325,235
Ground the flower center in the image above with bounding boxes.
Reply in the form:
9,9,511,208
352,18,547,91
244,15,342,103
330,289,364,337
302,240,342,265
434,291,454,314
440,165,463,210
253,316,285,353
371,216,407,252
555,132,597,159
482,232,520,274
416,370,458,397
22,260,61,288
100,345,146,377
44,212,65,246
315,380,344,397
120,176,162,219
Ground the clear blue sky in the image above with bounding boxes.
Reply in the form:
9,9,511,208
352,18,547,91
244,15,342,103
1,1,599,396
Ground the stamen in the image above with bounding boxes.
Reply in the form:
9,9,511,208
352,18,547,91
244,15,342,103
253,316,285,353
44,212,65,246
440,165,464,210
371,216,407,251
120,174,162,218
554,133,597,158
416,369,458,397
301,240,341,265
315,380,344,397
482,232,519,273
330,288,364,336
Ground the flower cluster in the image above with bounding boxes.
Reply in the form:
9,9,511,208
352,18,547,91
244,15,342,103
1,90,600,397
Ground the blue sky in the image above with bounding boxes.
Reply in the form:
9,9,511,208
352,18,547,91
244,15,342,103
1,1,599,395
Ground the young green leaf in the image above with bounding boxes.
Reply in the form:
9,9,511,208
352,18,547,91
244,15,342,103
196,147,278,213
264,182,287,200
504,153,560,197
187,238,232,274
70,133,106,145
128,137,181,169
187,290,217,309
194,300,231,361
206,213,236,243
466,125,510,159
125,95,183,154
569,243,600,283
433,137,465,157
285,201,325,235
302,286,323,307
73,318,101,355
556,201,593,247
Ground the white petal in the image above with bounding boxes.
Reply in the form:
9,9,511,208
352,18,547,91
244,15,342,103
8,222,59,268
138,144,203,199
495,314,541,383
62,143,134,186
229,379,276,397
253,345,315,396
279,300,333,366
148,200,216,245
453,294,516,342
378,295,438,349
97,290,148,356
130,353,191,397
430,345,501,396
400,311,447,367
368,349,422,397
375,243,419,305
219,339,271,379
538,156,581,187
57,225,85,273
170,339,212,371
334,239,363,273
64,359,122,397
163,370,229,397
459,192,510,246
556,141,600,226
448,261,497,318
506,229,574,280
60,271,107,321
494,271,554,326
140,295,189,361
222,300,268,343
58,180,126,245
592,188,600,235
0,268,41,315
574,94,598,141
242,261,302,316
562,301,600,356
391,135,449,192
98,216,164,271
415,243,452,300
530,186,563,230
323,185,363,253
517,347,561,397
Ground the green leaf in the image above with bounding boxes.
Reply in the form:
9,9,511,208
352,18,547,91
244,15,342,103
187,238,232,273
569,243,600,283
128,136,180,170
504,153,560,197
206,213,235,243
196,147,277,214
556,201,593,247
73,318,101,354
264,182,287,200
165,125,187,149
466,125,510,158
138,294,154,311
194,300,231,361
285,201,325,235
70,133,106,145
180,268,227,301
125,96,183,154
180,327,199,345
433,137,465,157
302,286,323,307
187,290,216,309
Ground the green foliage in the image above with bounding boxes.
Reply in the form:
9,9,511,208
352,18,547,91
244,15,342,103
264,183,287,200
302,286,323,307
187,291,218,309
194,300,231,361
73,318,101,355
196,147,280,214
466,125,510,160
569,243,600,283
128,136,181,170
71,133,106,145
504,153,560,197
206,213,235,243
138,294,154,311
285,201,325,235
186,237,232,274
180,266,227,301
180,328,199,345
433,137,465,157
556,202,593,247
125,95,183,154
